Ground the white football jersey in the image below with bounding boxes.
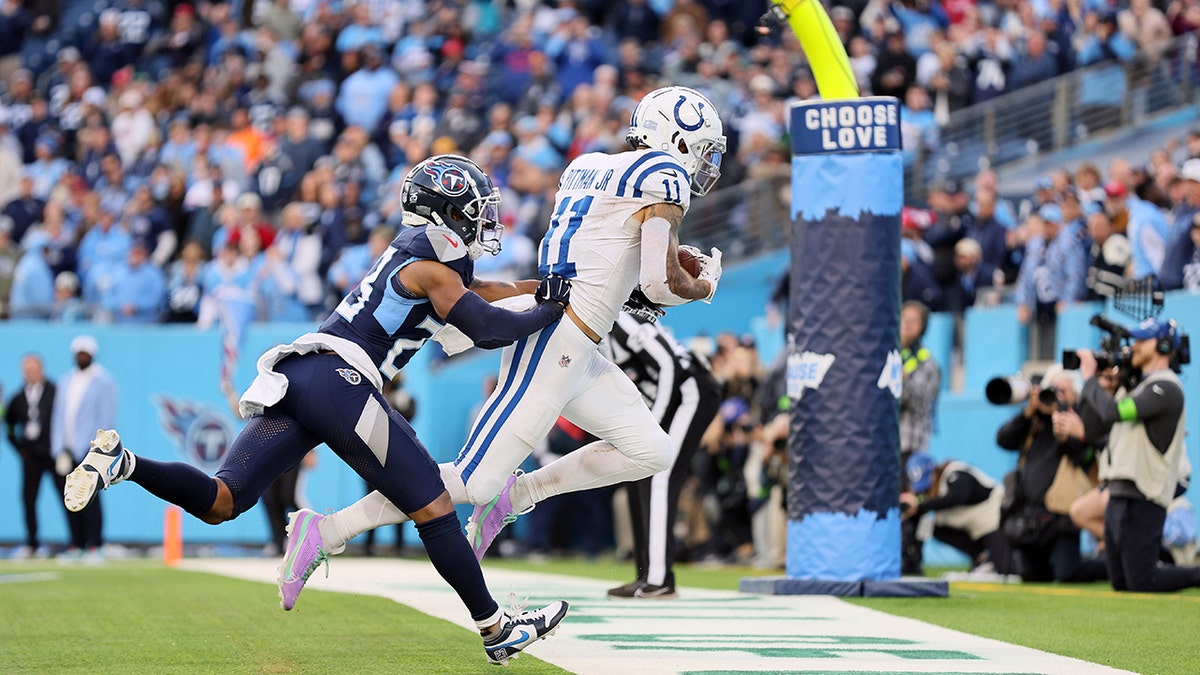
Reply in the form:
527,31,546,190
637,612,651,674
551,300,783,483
539,149,692,337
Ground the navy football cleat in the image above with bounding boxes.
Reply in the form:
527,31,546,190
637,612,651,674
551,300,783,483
483,600,569,666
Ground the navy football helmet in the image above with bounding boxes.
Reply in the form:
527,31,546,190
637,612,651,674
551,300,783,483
401,154,502,261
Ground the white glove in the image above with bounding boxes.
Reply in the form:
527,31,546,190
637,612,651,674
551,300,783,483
56,452,74,477
695,247,723,303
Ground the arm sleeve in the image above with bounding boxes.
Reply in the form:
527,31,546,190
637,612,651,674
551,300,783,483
1122,379,1184,423
996,412,1033,451
639,216,689,306
918,471,990,515
444,291,563,350
1081,376,1122,427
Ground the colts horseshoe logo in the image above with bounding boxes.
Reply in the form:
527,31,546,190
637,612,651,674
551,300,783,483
673,95,706,132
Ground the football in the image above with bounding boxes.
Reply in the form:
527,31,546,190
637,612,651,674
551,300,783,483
678,248,702,277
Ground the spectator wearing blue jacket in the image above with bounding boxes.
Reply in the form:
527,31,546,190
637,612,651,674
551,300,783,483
336,45,399,132
1158,159,1200,290
9,230,54,318
1016,203,1087,359
51,335,118,560
1075,12,1137,134
101,241,165,323
1105,180,1171,278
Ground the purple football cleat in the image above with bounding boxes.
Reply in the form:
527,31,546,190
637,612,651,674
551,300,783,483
277,508,329,610
465,472,533,562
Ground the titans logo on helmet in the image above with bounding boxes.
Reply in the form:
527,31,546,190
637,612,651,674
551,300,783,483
423,160,470,197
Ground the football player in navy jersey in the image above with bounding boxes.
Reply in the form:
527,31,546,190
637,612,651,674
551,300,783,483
62,155,571,665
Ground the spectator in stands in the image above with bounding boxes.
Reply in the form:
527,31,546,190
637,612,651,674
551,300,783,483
1159,159,1200,290
257,202,322,322
337,44,399,133
1085,204,1133,300
902,236,944,311
4,172,43,243
900,84,939,167
9,230,53,318
1183,215,1200,292
111,90,154,168
164,241,204,323
873,29,918,101
25,135,68,202
945,237,999,312
611,0,659,45
1016,204,1086,360
327,225,393,300
77,206,132,306
28,199,77,279
1105,179,1170,279
1075,162,1107,206
1075,11,1137,135
923,177,970,291
100,240,164,324
0,215,17,316
964,186,1010,273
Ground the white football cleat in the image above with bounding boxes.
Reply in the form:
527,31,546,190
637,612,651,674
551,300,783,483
64,429,135,512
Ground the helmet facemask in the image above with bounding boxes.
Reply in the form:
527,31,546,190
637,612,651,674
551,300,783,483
686,135,726,196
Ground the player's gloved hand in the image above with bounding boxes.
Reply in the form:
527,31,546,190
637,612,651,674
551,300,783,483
622,286,666,322
536,274,571,310
678,244,703,259
695,247,723,303
55,452,74,477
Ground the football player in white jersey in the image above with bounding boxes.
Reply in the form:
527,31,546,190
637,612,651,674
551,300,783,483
279,86,727,599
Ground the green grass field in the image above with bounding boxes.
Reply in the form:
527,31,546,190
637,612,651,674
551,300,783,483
4,557,1200,674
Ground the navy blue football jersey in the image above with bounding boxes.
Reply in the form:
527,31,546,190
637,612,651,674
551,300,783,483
320,227,473,379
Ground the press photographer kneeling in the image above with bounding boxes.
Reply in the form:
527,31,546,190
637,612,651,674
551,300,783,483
1076,318,1200,592
996,366,1107,583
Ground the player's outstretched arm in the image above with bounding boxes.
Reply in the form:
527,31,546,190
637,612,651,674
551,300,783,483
402,260,569,349
637,202,715,304
469,278,541,302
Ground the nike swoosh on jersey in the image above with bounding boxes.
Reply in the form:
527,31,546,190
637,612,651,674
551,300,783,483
443,234,460,248
1152,384,1164,395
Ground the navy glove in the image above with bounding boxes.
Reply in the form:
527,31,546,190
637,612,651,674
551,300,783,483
536,274,572,308
622,286,666,322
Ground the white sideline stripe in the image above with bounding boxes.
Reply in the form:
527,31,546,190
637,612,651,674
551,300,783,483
0,572,60,584
185,558,1134,675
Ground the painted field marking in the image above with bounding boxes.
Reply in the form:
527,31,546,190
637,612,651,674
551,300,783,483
186,558,1134,675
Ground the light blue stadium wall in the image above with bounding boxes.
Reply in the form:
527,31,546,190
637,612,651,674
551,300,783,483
2,255,1198,549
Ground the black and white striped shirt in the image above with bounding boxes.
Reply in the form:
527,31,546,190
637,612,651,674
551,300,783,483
606,312,708,421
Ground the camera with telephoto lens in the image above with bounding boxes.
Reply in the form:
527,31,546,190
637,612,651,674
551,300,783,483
1061,314,1138,389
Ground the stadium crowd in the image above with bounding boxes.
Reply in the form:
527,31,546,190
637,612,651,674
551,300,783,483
1,0,1199,324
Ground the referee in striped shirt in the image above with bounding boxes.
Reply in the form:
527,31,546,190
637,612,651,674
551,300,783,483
605,311,722,599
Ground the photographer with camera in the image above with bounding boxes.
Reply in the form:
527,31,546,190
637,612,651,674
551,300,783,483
901,454,1015,577
1076,318,1200,592
996,365,1106,582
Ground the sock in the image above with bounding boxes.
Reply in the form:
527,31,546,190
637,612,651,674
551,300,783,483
321,491,409,552
512,440,651,512
129,455,219,519
320,465,471,551
416,512,499,623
